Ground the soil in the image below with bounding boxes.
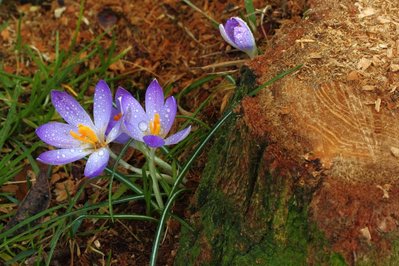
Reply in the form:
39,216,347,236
0,0,303,265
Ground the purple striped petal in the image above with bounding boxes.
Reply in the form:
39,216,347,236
143,135,165,148
145,79,164,119
84,148,109,178
164,126,191,146
51,91,94,128
37,148,90,165
159,96,177,136
36,122,80,148
93,80,112,136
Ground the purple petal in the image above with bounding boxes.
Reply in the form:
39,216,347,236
106,119,122,143
106,108,131,144
37,148,90,165
232,18,256,50
145,79,164,119
94,80,112,136
115,87,131,111
159,96,177,136
143,135,165,148
117,87,147,122
106,107,120,134
220,17,257,58
51,91,94,128
36,122,80,148
122,108,146,142
114,133,131,144
84,148,110,178
220,19,239,49
164,126,191,146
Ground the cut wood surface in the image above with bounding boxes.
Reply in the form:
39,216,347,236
176,0,399,265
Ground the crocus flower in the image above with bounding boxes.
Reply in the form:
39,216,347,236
36,80,121,177
120,79,191,148
219,17,258,58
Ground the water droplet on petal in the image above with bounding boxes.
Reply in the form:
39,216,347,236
165,114,169,118
166,108,170,112
138,121,148,132
98,150,104,156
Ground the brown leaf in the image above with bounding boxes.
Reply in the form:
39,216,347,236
3,171,51,235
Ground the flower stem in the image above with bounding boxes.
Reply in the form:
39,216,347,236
131,142,172,173
148,148,164,209
108,150,174,184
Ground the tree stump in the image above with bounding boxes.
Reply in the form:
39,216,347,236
176,0,399,265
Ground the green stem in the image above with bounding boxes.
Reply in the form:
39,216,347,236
148,148,164,209
109,150,174,184
131,142,173,173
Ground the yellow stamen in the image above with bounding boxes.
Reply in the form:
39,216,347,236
149,113,161,135
113,112,122,121
70,124,99,146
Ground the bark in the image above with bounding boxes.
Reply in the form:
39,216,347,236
176,0,399,265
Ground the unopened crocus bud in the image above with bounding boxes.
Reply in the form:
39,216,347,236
219,17,258,58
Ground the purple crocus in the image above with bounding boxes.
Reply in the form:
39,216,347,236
36,80,121,178
219,17,258,58
120,79,191,148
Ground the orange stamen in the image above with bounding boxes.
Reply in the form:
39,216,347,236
113,112,122,121
70,124,99,146
149,113,161,135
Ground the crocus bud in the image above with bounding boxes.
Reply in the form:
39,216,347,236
219,17,258,58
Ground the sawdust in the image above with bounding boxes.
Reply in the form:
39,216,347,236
247,0,399,182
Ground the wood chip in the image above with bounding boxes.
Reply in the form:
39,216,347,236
359,227,372,241
376,185,390,199
54,7,66,18
359,7,376,18
390,64,399,72
347,70,360,81
374,98,381,112
362,85,375,91
390,147,399,158
309,52,322,59
357,58,372,71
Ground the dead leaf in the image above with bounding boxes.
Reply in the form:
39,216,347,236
3,171,50,235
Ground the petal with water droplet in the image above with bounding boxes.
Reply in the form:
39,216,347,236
36,122,80,148
37,148,90,165
84,148,110,178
